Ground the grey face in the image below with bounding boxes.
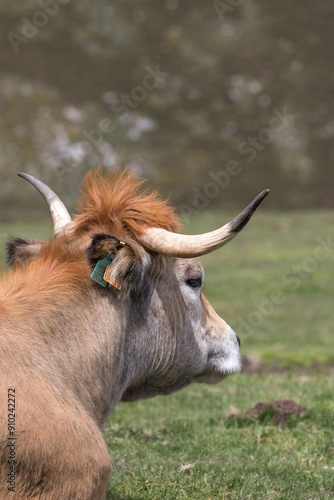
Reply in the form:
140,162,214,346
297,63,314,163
121,256,241,402
168,257,241,381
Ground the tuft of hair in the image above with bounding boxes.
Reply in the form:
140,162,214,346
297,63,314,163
71,168,180,239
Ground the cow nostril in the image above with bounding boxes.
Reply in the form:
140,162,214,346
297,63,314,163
236,335,241,347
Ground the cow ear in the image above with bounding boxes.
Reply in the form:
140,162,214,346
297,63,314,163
86,234,126,266
86,234,144,291
6,237,43,267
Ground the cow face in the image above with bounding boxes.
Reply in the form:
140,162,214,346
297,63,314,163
103,252,242,402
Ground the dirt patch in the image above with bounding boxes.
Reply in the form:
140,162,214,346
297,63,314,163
229,399,306,426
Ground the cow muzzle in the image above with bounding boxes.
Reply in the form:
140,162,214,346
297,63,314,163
198,326,241,384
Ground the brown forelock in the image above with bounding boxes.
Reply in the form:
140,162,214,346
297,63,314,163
71,168,180,240
0,240,90,320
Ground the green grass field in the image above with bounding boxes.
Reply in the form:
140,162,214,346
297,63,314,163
1,210,333,499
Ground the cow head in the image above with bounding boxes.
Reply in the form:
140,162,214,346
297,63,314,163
8,170,269,404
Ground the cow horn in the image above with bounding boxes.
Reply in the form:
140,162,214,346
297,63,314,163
18,173,72,237
139,189,270,258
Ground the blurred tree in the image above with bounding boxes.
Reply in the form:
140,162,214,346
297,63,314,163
0,0,333,212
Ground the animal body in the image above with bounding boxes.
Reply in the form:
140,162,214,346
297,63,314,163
0,169,269,499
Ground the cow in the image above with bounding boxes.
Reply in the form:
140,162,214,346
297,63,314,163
0,168,269,499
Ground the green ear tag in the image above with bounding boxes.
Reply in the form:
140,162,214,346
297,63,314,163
91,254,115,287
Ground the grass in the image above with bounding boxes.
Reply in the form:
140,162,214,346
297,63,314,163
105,374,334,499
0,210,333,499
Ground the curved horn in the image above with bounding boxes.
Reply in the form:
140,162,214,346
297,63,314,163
18,173,72,237
140,189,270,258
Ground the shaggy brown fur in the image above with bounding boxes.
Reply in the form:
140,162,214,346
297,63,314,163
0,241,90,322
71,168,180,239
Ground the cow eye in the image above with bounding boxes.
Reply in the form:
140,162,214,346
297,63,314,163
186,278,202,288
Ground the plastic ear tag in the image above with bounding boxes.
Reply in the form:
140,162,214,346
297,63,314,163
103,264,123,290
91,254,115,287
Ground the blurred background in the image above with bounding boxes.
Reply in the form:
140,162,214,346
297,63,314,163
1,0,334,217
